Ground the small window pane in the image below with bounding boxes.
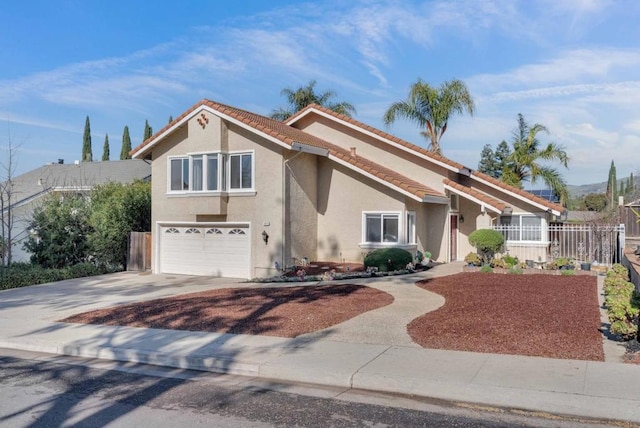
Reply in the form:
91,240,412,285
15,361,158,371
366,215,381,242
230,155,240,189
192,156,203,191
500,215,520,241
383,216,399,242
406,212,416,244
207,155,218,191
182,159,189,191
522,216,542,241
170,159,182,191
241,154,252,189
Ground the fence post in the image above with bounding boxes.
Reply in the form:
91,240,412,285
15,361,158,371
619,223,626,262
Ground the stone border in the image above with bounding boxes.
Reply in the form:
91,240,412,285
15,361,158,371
461,266,597,276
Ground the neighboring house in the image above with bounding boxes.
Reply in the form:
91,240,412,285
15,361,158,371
131,99,564,279
1,159,151,263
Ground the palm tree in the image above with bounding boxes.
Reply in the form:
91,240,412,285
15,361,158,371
383,78,475,155
502,114,570,205
270,80,356,121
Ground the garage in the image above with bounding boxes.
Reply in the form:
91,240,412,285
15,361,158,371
158,223,251,278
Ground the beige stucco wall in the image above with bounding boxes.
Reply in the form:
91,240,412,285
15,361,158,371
285,152,318,265
316,157,422,263
150,110,286,278
295,116,451,194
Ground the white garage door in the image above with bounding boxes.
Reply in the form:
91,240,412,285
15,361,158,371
159,224,250,278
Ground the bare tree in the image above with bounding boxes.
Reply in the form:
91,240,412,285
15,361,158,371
0,133,20,266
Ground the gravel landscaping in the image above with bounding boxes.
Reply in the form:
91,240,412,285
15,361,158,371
408,273,605,361
60,284,393,338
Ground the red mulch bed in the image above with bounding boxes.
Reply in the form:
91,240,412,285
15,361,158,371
408,273,605,361
60,284,393,338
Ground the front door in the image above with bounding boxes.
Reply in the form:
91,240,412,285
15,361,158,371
450,214,459,261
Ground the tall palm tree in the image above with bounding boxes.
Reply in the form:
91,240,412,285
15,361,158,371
502,114,570,205
270,80,356,121
383,78,475,155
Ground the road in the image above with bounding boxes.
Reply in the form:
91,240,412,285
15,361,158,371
0,348,616,428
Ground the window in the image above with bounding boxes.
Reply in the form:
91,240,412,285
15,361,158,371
168,152,252,193
406,211,416,244
229,153,252,190
499,215,543,242
364,213,399,243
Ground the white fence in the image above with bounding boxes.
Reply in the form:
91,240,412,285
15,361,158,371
491,223,625,266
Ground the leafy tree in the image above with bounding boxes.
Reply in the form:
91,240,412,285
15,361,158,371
82,115,93,162
582,193,608,211
501,114,569,205
24,194,92,268
270,80,356,121
606,160,617,207
383,78,475,155
120,125,132,160
478,144,498,177
0,136,22,266
89,181,151,267
143,119,153,141
102,134,110,161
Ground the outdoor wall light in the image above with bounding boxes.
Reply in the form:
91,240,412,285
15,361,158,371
459,215,464,223
262,230,269,244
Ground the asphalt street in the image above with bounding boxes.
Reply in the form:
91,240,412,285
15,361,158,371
0,348,617,428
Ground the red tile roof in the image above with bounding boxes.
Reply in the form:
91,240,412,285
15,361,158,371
443,178,509,214
131,99,444,201
470,171,564,214
288,103,565,214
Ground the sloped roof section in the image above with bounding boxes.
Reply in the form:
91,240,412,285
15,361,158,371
286,103,565,215
471,171,564,214
4,159,151,210
131,99,444,202
443,178,510,214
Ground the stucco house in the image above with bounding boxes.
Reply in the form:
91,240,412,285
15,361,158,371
1,159,151,263
131,99,564,279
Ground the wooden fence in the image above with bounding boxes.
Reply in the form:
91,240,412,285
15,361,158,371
128,231,151,271
622,206,640,238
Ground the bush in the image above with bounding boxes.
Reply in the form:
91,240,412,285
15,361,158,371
502,255,519,268
364,248,413,272
491,258,506,269
508,267,524,275
0,263,118,291
560,269,575,276
468,229,504,264
602,264,639,340
479,265,493,273
464,252,482,266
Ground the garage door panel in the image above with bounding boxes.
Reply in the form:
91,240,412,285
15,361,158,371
159,224,250,278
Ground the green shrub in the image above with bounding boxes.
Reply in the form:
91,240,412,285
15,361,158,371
464,252,482,266
479,265,493,273
502,255,519,268
602,264,638,340
468,229,504,264
560,269,575,276
0,263,118,291
364,248,413,272
508,267,523,275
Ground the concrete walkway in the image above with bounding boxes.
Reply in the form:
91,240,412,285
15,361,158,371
1,265,639,424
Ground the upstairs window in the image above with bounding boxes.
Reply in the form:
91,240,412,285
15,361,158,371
169,152,252,193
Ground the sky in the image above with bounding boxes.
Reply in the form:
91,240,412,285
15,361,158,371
1,0,639,186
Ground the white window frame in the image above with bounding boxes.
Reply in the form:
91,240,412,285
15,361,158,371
499,214,547,244
360,211,418,249
167,150,254,195
227,150,255,193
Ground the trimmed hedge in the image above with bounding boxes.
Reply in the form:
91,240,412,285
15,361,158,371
0,263,119,291
364,248,413,272
468,229,504,264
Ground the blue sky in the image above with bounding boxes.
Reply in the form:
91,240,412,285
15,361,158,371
1,0,639,186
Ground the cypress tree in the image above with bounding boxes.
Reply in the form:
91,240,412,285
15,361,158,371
82,115,93,162
102,134,110,161
168,115,173,124
606,160,617,206
478,144,498,177
120,125,132,160
143,119,153,142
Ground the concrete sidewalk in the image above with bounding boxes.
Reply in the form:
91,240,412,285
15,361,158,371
1,266,639,424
